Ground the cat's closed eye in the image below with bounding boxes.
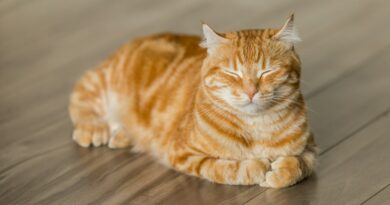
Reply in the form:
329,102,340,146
223,69,242,78
257,69,274,78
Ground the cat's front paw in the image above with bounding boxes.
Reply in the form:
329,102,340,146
107,128,132,149
259,156,302,188
72,124,109,147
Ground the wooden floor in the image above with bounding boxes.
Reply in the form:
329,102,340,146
1,0,390,204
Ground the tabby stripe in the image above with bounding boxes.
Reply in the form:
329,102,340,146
195,107,249,147
256,129,309,148
271,108,305,135
193,124,224,156
201,85,242,115
269,90,300,112
157,56,202,112
197,104,242,130
198,89,244,125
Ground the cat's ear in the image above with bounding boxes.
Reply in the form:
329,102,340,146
200,23,228,54
274,14,301,44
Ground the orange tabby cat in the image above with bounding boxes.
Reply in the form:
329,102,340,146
69,14,318,188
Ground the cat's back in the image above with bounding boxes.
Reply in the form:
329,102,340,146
129,33,205,62
108,33,206,92
112,33,206,91
123,32,206,92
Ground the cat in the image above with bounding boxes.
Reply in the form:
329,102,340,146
69,14,318,188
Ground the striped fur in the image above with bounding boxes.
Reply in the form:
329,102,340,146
69,15,318,188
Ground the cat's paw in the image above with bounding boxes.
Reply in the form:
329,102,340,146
259,156,302,188
72,124,109,147
108,128,132,149
245,159,271,184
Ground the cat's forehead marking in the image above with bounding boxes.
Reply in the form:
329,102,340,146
227,59,243,77
231,57,245,72
257,55,271,71
231,50,270,68
256,57,272,78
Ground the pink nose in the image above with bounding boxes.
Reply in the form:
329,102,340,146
245,89,257,101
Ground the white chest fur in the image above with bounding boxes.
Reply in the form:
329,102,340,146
242,109,308,159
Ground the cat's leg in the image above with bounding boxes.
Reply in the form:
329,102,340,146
69,69,132,148
260,139,318,188
69,69,109,147
171,153,270,185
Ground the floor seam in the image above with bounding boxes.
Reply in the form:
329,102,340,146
320,107,390,156
360,183,390,205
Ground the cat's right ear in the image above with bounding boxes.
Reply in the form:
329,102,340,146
274,14,301,44
200,23,228,54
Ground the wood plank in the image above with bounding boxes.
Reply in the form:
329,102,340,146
362,184,390,205
299,0,390,96
0,0,27,16
307,49,390,152
246,109,390,205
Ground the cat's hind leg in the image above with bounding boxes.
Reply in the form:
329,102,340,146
69,69,131,148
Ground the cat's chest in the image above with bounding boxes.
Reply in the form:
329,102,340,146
240,116,305,158
243,115,282,139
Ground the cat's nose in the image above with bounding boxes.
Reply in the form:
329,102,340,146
245,87,258,102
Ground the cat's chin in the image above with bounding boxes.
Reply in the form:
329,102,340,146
238,103,267,115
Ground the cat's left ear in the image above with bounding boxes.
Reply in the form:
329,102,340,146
200,23,228,54
274,14,301,44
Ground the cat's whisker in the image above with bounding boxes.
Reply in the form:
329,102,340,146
271,96,318,114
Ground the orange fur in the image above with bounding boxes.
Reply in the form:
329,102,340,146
69,15,318,188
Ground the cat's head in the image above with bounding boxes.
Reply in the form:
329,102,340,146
200,15,302,115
